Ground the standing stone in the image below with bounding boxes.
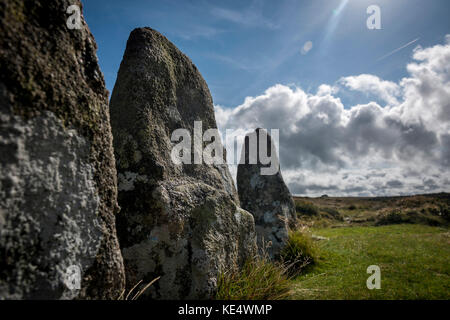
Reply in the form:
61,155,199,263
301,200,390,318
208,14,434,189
0,0,125,299
110,27,257,299
237,128,296,259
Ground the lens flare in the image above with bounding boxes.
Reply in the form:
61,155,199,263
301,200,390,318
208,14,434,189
320,0,349,54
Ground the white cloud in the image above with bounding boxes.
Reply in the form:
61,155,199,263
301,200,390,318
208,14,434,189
339,74,401,106
215,35,450,196
175,25,225,40
211,4,278,30
316,84,338,96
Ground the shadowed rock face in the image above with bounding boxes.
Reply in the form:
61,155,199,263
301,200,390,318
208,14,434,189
110,27,256,299
237,129,296,259
0,0,125,299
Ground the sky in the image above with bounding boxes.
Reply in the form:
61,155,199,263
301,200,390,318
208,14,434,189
83,0,450,196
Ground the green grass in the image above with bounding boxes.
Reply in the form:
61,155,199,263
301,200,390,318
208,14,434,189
291,224,450,299
281,230,319,274
216,256,292,300
218,194,449,300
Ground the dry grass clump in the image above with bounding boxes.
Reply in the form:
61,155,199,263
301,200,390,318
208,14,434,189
117,277,160,300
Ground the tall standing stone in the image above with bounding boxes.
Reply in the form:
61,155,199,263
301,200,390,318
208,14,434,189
237,129,296,259
0,0,125,299
110,27,257,299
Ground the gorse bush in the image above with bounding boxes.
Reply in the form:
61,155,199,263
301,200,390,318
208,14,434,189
280,230,319,275
216,256,292,300
321,207,342,220
295,201,319,216
375,209,448,227
376,210,405,225
439,204,450,221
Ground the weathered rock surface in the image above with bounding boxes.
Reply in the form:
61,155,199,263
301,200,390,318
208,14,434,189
0,0,125,299
110,27,257,299
237,129,296,259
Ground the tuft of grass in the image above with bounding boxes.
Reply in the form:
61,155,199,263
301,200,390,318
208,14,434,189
216,256,292,300
280,230,319,275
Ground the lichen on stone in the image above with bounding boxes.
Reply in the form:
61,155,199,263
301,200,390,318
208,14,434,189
0,0,125,299
110,27,257,299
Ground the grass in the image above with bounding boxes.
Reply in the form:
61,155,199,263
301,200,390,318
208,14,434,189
216,255,292,300
280,230,319,275
117,277,161,300
218,194,449,300
217,230,320,300
291,224,450,299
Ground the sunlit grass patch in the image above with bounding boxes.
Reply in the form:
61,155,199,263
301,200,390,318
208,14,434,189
292,224,450,300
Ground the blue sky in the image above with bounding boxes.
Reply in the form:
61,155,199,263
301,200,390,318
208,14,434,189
84,0,450,108
83,0,450,196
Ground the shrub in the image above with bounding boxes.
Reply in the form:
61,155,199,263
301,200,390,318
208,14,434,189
312,218,332,228
376,209,448,227
423,215,444,226
295,201,319,216
375,210,407,225
439,204,450,221
280,230,319,275
216,256,292,300
348,204,357,210
321,207,342,220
